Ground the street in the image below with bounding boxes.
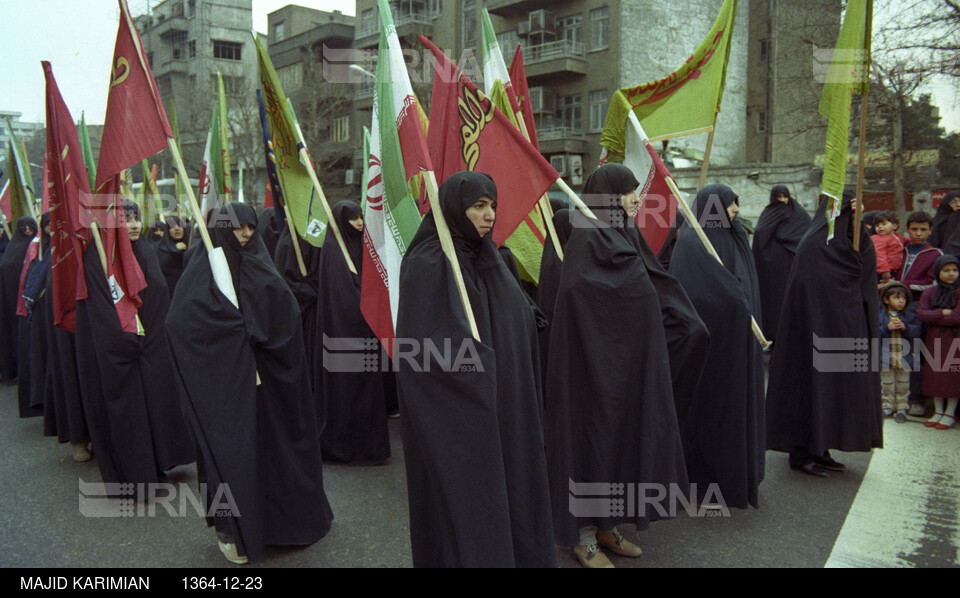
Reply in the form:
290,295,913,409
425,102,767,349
0,379,957,568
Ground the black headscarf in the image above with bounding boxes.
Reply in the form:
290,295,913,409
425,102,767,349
0,216,38,380
929,254,960,310
930,191,960,249
578,162,640,233
155,215,191,296
328,200,364,276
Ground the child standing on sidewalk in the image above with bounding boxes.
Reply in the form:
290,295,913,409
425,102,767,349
878,282,921,422
917,255,960,429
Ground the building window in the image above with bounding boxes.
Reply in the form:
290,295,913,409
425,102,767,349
462,0,477,48
171,1,184,17
187,0,196,18
274,22,285,42
213,75,244,96
213,40,242,61
157,75,173,101
331,116,350,142
560,94,582,130
590,7,609,51
557,14,582,46
759,39,769,61
428,0,442,18
188,40,196,58
757,110,768,133
278,63,303,92
589,90,608,132
361,8,376,35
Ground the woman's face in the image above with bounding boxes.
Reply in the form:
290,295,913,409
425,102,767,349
776,193,789,204
168,223,184,240
620,189,641,218
126,214,142,241
348,215,364,232
939,263,959,286
465,195,496,237
726,200,740,222
232,223,255,247
949,196,960,211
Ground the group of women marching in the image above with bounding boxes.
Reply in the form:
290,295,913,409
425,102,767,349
3,161,953,567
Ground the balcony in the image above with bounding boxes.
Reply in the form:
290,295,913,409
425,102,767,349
354,12,432,48
524,40,586,80
538,126,587,155
486,0,558,17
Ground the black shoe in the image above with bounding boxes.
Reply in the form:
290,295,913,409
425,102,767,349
796,462,830,478
814,455,846,472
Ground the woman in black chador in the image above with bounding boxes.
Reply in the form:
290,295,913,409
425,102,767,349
273,212,321,386
0,216,37,381
546,164,688,568
315,200,389,464
766,191,883,477
669,184,766,509
752,185,812,342
396,171,556,568
166,202,333,565
156,215,190,297
18,214,50,419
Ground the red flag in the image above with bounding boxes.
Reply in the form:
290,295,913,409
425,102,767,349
263,180,274,208
95,0,173,191
0,181,9,224
16,236,40,317
97,176,147,334
509,44,538,151
41,155,51,213
43,60,93,332
421,36,558,247
635,140,679,254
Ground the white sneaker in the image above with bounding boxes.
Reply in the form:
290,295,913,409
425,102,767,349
73,443,92,462
218,540,249,564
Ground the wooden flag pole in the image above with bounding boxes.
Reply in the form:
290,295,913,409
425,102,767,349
299,148,357,275
514,111,563,261
853,94,868,252
697,112,719,190
664,175,768,348
168,139,214,253
554,178,597,219
0,214,11,240
281,200,308,277
89,222,110,277
423,170,481,341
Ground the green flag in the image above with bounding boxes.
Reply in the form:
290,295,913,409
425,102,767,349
6,141,33,223
601,0,738,159
254,33,327,247
819,0,872,240
78,112,98,193
361,125,370,213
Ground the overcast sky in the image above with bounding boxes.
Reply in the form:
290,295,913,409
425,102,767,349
0,0,957,133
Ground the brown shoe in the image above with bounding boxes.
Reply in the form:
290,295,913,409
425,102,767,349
597,529,642,558
572,544,614,568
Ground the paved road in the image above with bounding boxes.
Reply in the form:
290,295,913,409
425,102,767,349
0,379,957,568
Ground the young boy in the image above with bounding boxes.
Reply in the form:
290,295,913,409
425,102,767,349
873,211,907,288
896,211,943,416
878,282,921,422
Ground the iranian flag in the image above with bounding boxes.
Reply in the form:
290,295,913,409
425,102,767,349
359,0,431,358
197,103,223,217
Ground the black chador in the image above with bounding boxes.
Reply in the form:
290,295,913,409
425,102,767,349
315,200,390,464
0,216,37,381
257,206,280,259
273,216,322,383
166,203,332,563
396,171,556,568
18,218,49,419
155,216,190,297
546,164,688,545
669,184,765,509
534,204,573,388
766,193,883,472
751,185,812,341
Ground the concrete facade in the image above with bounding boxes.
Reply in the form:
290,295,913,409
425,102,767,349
1,111,44,161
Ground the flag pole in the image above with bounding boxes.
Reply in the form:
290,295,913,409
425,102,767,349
281,200,308,276
664,174,767,347
514,111,563,260
0,213,11,240
554,178,596,219
423,170,480,341
298,147,357,275
697,112,719,190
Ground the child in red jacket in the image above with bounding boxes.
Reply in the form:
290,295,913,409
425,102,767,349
873,210,908,288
